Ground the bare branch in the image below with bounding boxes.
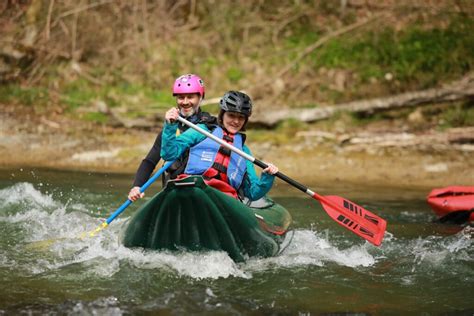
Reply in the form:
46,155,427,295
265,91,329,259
44,0,55,41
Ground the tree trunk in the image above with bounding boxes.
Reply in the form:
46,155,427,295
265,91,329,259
251,73,474,126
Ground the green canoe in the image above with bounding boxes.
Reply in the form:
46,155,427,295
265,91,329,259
122,176,292,262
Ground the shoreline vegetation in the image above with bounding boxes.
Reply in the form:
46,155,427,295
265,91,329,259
0,1,472,189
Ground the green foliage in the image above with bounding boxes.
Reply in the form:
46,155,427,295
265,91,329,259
60,79,173,112
227,67,244,83
61,79,99,109
312,16,473,85
0,85,49,106
202,57,219,75
81,112,109,123
439,102,474,129
286,30,319,49
114,82,174,109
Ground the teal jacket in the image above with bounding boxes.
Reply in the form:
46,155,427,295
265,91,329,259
160,122,275,201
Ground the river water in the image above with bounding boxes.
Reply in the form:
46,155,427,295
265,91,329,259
0,167,472,315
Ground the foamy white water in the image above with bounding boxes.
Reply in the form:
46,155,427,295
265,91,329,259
1,174,472,315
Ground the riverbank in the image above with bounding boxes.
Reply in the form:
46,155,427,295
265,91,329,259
1,107,472,189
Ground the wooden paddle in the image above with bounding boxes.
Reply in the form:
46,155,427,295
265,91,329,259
177,116,387,246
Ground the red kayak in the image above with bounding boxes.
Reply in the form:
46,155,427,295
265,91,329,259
427,186,474,224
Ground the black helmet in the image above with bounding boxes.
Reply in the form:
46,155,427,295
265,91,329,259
219,91,252,117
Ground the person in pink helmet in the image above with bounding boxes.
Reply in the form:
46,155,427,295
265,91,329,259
172,74,205,117
128,74,216,201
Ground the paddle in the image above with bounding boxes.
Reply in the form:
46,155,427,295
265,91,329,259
82,160,176,238
176,116,387,246
27,160,175,249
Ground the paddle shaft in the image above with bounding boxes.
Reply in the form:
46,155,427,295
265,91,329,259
86,160,175,237
105,160,175,224
177,116,328,197
176,116,386,245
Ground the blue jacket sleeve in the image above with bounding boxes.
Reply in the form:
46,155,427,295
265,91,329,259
241,145,275,201
160,122,207,160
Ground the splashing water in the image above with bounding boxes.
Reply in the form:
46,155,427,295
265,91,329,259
0,171,473,315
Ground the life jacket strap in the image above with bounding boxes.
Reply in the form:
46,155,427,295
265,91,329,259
211,162,227,174
223,134,233,142
218,146,231,156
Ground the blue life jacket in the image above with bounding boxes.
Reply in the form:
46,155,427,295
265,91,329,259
184,127,247,189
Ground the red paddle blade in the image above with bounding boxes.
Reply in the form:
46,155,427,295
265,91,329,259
315,194,387,246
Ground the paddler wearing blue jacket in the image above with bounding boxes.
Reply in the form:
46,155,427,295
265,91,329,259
161,90,279,201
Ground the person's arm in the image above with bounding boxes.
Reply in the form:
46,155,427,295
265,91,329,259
241,145,276,201
132,131,163,187
128,131,163,201
160,121,208,161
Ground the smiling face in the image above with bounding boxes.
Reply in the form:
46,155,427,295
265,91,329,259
222,111,247,134
175,93,201,117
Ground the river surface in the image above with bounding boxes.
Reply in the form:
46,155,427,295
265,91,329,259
0,167,472,315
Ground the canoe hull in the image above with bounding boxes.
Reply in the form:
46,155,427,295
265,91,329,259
122,176,292,262
427,186,474,223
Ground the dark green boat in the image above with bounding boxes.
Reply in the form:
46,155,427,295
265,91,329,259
122,176,292,262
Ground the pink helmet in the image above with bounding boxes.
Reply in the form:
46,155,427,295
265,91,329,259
172,74,205,99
